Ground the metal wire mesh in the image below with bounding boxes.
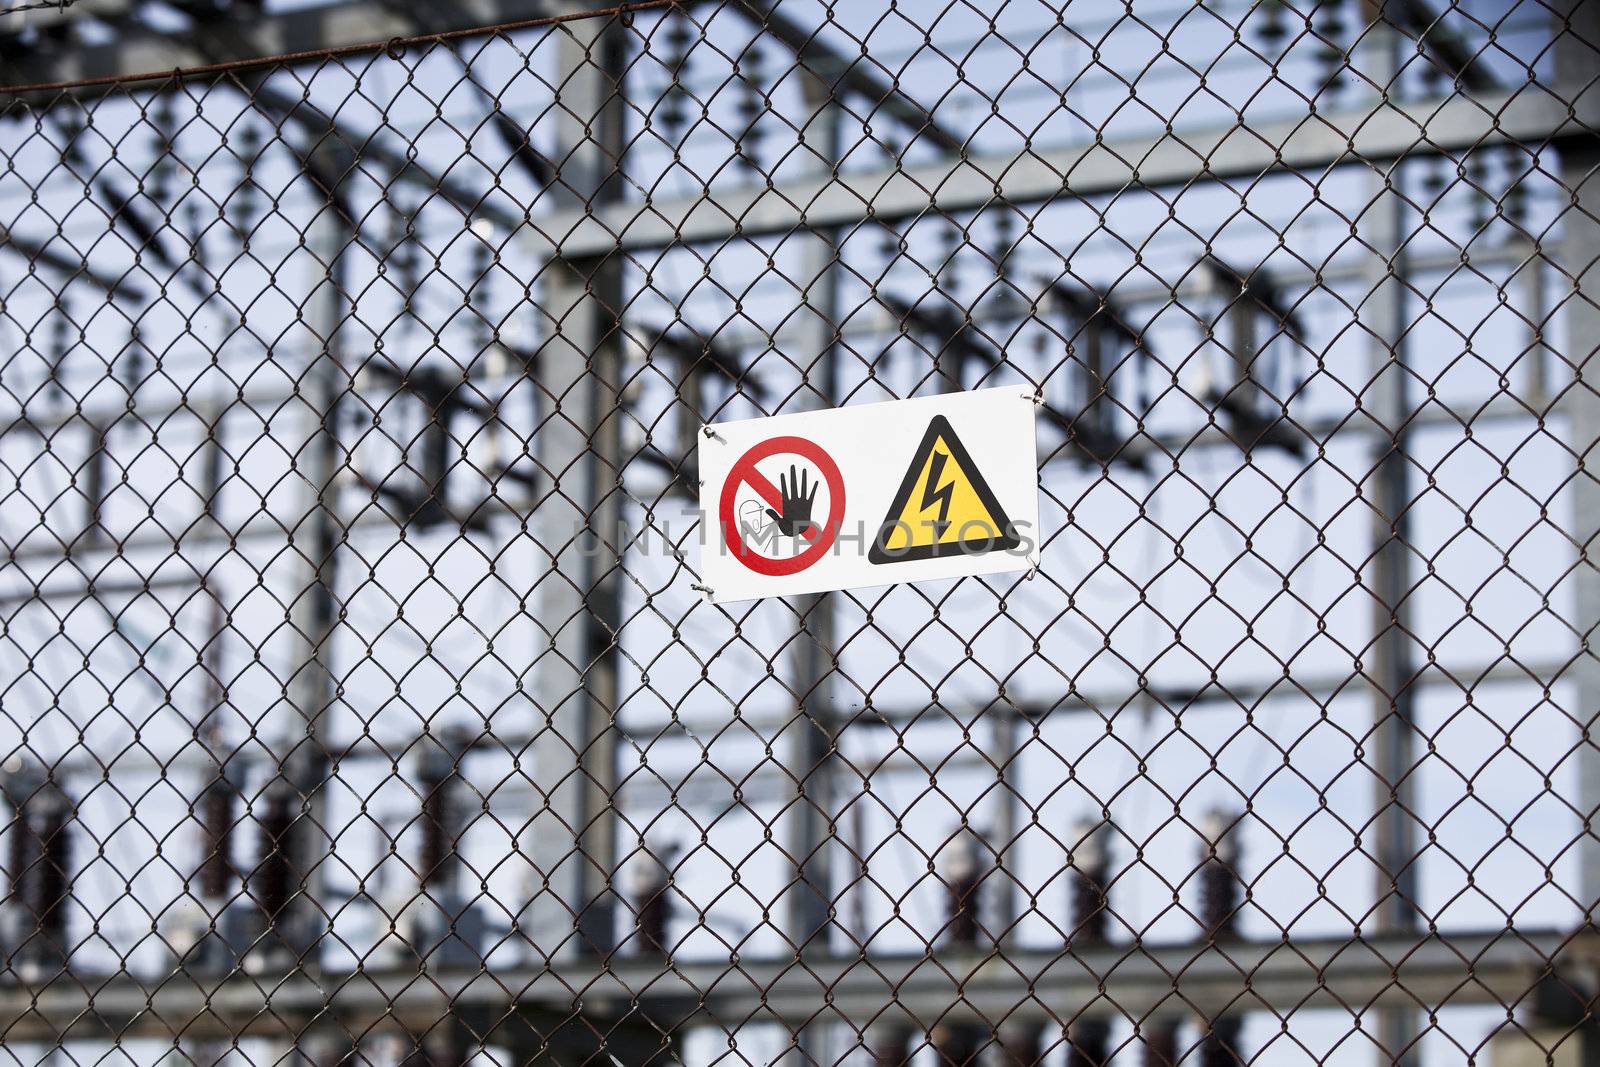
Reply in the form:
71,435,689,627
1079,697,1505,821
0,1,1594,1065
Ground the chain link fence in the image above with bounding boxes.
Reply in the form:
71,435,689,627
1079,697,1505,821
0,0,1594,1064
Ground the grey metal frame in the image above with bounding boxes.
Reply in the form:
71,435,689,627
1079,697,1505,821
0,1,1593,1062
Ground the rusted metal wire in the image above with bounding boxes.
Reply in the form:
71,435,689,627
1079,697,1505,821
0,1,1593,1065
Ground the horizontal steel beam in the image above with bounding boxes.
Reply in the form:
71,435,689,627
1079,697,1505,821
0,929,1587,1040
12,653,1576,784
532,84,1594,258
0,235,1546,442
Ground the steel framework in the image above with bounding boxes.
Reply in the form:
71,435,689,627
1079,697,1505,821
0,1,1593,1066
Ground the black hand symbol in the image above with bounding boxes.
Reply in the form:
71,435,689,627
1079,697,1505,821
765,464,817,538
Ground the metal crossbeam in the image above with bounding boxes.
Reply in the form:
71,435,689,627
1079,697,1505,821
534,83,1591,256
8,652,1573,784
0,930,1585,1040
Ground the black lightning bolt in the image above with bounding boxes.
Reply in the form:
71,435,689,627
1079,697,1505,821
920,450,955,535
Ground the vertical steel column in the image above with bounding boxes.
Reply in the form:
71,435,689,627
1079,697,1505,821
1359,16,1419,1064
781,66,846,1067
526,5,628,962
785,69,844,963
1368,214,1420,933
276,138,353,968
1555,0,1600,932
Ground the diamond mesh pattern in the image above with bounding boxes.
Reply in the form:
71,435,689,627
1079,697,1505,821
0,1,1595,1066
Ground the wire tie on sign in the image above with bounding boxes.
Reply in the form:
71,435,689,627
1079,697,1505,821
689,583,715,596
1026,388,1045,407
701,425,726,443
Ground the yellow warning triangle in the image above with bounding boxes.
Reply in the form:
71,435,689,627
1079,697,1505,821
869,414,1021,564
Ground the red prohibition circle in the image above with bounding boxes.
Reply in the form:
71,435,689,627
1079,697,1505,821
719,435,846,577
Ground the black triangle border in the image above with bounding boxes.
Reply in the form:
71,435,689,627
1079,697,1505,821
868,414,1022,565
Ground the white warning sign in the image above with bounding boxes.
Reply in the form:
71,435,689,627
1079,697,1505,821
698,388,1040,603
